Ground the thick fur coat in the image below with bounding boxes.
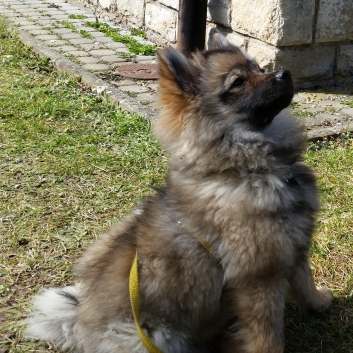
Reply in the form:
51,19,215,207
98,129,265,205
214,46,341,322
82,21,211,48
26,35,333,353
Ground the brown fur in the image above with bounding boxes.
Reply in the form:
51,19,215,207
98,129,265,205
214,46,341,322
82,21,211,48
26,35,333,353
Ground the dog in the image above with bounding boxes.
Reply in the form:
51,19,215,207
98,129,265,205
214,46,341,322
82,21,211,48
25,34,333,353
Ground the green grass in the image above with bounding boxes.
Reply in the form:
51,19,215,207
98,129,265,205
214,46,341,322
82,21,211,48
0,19,353,353
85,21,157,56
68,14,88,20
294,110,317,117
0,21,167,352
341,100,353,108
58,20,93,39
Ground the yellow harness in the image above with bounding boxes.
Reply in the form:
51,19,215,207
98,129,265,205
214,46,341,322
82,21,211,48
129,238,221,353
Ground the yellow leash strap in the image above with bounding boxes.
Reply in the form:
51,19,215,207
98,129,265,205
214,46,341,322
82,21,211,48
129,238,221,353
129,252,164,353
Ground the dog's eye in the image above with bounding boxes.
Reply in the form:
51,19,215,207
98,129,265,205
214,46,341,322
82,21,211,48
231,78,246,88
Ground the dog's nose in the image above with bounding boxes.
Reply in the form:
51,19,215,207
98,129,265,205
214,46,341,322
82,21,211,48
275,70,291,80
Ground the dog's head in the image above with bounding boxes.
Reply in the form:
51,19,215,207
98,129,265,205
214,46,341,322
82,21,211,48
155,34,295,154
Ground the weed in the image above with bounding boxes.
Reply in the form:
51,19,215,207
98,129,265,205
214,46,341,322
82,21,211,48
118,52,135,61
130,27,147,39
85,21,157,56
58,20,93,39
341,100,353,108
68,14,88,20
124,90,138,98
294,110,317,117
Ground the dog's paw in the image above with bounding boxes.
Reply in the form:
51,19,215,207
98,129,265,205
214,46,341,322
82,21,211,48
311,287,333,313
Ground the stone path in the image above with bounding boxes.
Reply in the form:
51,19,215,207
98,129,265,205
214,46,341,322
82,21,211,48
1,0,353,138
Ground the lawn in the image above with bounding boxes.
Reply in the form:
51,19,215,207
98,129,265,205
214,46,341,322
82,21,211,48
0,17,352,353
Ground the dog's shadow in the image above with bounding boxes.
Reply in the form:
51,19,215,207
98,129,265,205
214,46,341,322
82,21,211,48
284,295,353,352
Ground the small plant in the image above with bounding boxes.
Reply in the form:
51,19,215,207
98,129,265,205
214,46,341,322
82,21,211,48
325,107,340,114
124,91,138,98
130,27,147,39
118,52,135,61
341,100,353,108
85,21,157,56
0,15,11,38
294,110,317,117
58,20,93,39
68,14,88,20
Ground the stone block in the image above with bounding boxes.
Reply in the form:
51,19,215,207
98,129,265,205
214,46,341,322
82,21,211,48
89,49,116,57
230,0,315,46
145,2,178,43
160,0,179,10
35,34,60,41
247,39,335,84
82,63,110,71
77,56,101,64
316,0,353,43
337,45,353,73
207,0,230,27
114,0,145,27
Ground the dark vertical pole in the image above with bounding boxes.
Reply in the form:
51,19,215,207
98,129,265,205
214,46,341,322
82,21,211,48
177,0,208,53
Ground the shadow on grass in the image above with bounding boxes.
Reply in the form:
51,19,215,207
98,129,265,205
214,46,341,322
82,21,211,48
285,296,353,353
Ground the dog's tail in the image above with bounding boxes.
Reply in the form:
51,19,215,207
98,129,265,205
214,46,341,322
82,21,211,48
25,286,81,350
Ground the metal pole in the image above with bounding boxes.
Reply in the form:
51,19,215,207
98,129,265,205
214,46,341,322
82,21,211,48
177,0,208,53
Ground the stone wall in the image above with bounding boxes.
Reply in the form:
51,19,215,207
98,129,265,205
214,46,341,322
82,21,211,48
72,0,353,86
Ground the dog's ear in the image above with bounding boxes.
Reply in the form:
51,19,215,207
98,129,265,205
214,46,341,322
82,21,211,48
158,48,199,95
210,32,231,49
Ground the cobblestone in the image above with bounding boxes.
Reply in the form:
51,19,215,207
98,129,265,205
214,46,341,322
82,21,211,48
82,63,110,71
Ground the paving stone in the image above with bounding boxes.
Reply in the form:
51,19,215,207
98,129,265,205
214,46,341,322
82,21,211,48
35,20,54,26
50,14,70,19
81,63,110,71
18,10,42,16
34,34,60,40
77,26,98,32
112,47,131,54
18,24,43,30
135,55,157,63
77,56,101,64
104,42,128,50
86,31,106,38
100,55,127,63
88,49,116,57
110,79,136,87
80,43,106,51
28,29,50,35
66,50,91,57
65,9,89,14
146,83,159,91
12,19,35,26
93,37,114,44
52,28,74,34
45,39,68,46
135,92,157,103
120,85,149,93
57,44,79,51
30,3,51,7
60,32,83,39
69,38,95,45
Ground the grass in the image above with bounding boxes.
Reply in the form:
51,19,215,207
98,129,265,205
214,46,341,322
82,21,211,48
68,14,88,20
85,21,157,56
0,18,353,353
341,100,353,108
58,20,93,39
0,20,167,352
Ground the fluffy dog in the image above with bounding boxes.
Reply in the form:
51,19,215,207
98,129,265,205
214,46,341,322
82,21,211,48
26,34,333,353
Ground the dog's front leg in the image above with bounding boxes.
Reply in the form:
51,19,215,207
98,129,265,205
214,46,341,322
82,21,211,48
290,260,333,313
230,280,288,353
